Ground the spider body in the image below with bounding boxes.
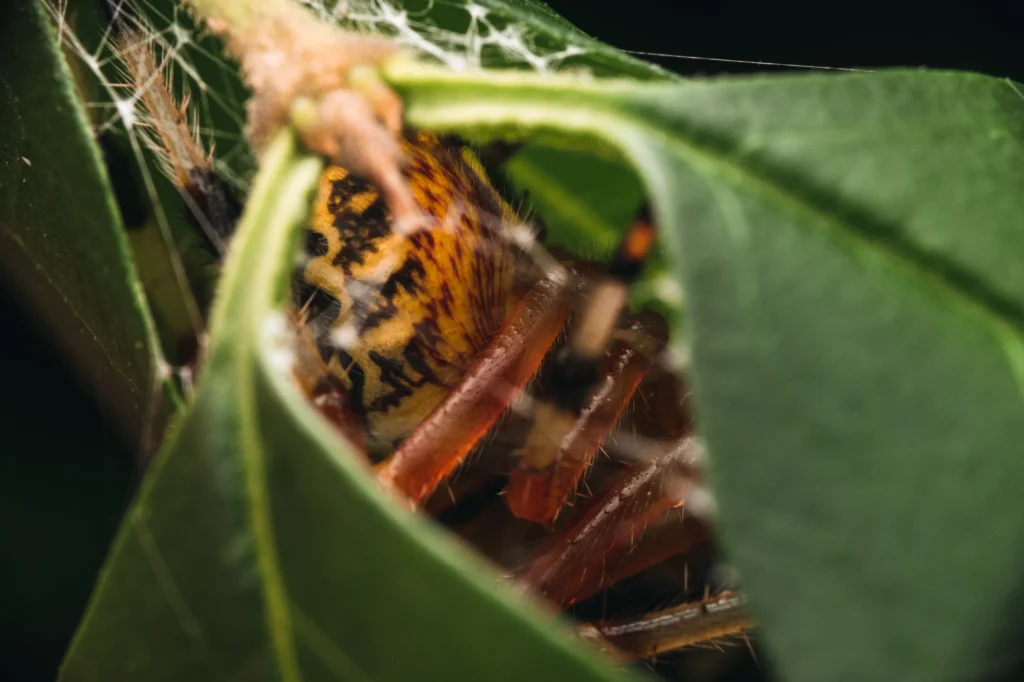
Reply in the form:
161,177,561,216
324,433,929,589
288,143,758,660
295,129,689,528
296,131,654,520
295,131,753,663
297,132,524,448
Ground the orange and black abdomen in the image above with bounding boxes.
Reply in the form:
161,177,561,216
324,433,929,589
297,133,524,448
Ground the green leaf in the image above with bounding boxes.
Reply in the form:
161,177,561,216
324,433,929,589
60,131,642,682
383,62,1024,682
0,0,179,440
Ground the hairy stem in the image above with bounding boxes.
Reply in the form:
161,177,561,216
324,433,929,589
179,0,417,222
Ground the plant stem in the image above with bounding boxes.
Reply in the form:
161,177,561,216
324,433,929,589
180,0,416,222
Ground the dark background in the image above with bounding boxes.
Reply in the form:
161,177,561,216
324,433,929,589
548,1,1024,80
3,1,1024,680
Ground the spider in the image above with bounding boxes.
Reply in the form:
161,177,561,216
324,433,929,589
86,4,759,674
295,132,677,525
189,126,754,673
287,130,757,665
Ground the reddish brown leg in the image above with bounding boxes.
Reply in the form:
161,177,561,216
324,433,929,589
504,210,659,524
515,435,704,606
376,273,573,504
561,514,712,607
506,311,668,523
578,591,754,660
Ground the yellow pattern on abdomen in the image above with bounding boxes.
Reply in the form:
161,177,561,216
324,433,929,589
298,133,522,448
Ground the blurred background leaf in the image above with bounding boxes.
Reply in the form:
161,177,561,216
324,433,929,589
0,285,136,682
0,2,173,680
0,0,179,442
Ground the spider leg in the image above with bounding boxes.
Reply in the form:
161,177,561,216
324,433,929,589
506,208,658,524
514,435,705,607
558,513,712,609
376,271,573,504
101,0,243,258
578,591,754,660
506,310,668,523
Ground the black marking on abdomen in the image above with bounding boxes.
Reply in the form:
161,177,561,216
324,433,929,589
293,283,342,361
411,317,461,375
367,350,422,413
381,257,426,298
304,288,342,329
331,178,391,272
359,257,427,333
335,349,367,419
306,230,329,257
401,338,442,388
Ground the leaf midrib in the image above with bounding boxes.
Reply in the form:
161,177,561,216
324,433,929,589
206,132,317,682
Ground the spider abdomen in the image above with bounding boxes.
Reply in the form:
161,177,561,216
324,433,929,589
298,133,522,447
